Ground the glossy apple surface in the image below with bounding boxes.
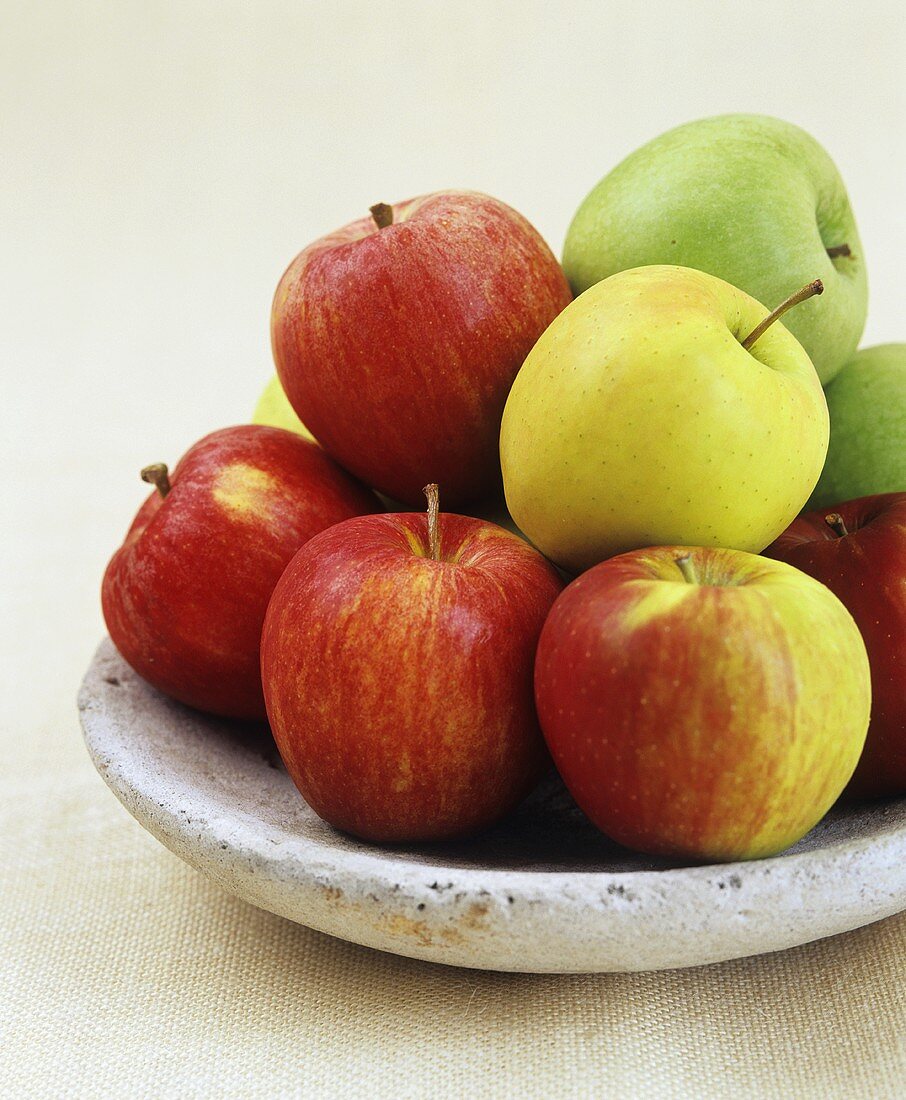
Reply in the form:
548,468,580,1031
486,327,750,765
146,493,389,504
563,114,866,385
765,493,906,798
534,546,870,861
102,425,380,719
271,190,571,505
260,500,563,841
500,265,828,572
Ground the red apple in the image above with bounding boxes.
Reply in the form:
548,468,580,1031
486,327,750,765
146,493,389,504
271,191,572,505
102,425,380,719
260,486,564,841
534,546,871,861
764,493,906,799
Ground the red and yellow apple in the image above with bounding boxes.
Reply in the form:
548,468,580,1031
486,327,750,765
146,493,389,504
765,492,906,799
260,487,564,841
534,546,871,861
271,191,572,505
102,425,380,719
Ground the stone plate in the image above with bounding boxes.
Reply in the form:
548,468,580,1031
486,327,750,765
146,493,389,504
78,638,906,973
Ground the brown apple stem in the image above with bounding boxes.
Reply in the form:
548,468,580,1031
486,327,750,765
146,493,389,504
370,203,394,230
826,244,851,259
825,512,849,538
141,462,171,499
741,279,824,351
674,553,698,584
423,483,441,560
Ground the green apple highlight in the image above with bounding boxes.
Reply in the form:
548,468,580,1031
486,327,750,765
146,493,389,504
809,344,906,507
500,265,829,573
563,114,867,385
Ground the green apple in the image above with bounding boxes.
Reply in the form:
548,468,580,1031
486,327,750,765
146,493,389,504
252,375,317,444
499,265,829,573
809,344,906,507
563,114,867,386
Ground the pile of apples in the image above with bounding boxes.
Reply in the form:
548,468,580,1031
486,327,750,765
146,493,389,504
102,114,906,864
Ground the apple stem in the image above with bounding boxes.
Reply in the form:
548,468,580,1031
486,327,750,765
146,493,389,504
423,483,441,561
825,513,849,538
370,203,394,230
674,553,698,584
826,244,851,260
141,463,171,499
741,279,824,351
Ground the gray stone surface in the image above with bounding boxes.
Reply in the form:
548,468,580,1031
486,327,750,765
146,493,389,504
79,638,906,973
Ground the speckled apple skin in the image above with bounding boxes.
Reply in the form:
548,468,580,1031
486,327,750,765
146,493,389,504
271,191,572,506
500,266,829,573
534,546,871,861
261,512,564,841
765,493,906,799
102,425,380,720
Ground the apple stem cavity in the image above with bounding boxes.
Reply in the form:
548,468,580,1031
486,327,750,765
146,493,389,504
741,279,824,351
369,203,394,230
674,553,698,585
825,513,849,538
140,462,171,499
826,244,852,260
423,483,441,561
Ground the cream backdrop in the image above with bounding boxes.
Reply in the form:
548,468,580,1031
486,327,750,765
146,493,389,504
2,2,905,1097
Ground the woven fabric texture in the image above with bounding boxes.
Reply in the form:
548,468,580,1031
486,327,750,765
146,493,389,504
2,752,905,1098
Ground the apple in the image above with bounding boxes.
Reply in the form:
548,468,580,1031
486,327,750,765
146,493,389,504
534,546,871,861
764,493,906,799
271,191,572,505
102,425,380,719
253,374,317,443
563,114,867,385
500,265,829,573
808,344,906,508
260,486,564,841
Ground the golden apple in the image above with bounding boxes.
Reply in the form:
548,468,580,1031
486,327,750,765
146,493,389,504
253,375,317,444
500,266,829,572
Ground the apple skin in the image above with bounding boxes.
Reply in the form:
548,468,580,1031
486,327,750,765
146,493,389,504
808,344,906,508
102,425,380,720
534,546,870,861
253,374,317,443
500,265,829,573
271,190,572,505
764,493,906,799
563,114,867,385
260,510,564,842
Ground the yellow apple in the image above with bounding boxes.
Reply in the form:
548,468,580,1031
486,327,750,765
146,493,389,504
500,266,829,573
252,375,317,444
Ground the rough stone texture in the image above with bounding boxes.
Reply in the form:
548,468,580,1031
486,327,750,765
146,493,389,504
79,638,906,973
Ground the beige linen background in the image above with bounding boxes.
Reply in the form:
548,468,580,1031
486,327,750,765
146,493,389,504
2,2,905,1096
